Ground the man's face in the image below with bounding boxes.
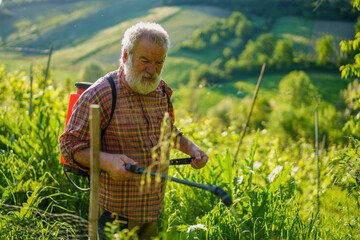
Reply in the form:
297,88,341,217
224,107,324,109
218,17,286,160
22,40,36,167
124,37,167,95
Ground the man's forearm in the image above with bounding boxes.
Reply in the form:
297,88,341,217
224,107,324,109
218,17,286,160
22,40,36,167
174,135,200,156
73,148,91,168
73,148,118,173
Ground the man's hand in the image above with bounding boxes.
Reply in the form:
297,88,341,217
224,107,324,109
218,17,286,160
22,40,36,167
190,147,208,169
105,154,139,181
73,149,138,181
174,135,208,169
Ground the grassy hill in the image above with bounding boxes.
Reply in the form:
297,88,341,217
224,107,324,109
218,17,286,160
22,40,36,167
0,0,354,115
168,15,353,114
0,1,231,78
271,16,355,58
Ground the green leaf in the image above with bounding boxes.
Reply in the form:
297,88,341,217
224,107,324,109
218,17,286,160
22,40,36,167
268,163,294,194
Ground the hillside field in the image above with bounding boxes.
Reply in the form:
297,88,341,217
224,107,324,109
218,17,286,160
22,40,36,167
0,2,352,129
0,1,231,79
1,1,360,239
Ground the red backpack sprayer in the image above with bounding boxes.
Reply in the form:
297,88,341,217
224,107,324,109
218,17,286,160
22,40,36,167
60,76,116,191
60,82,92,191
60,79,233,206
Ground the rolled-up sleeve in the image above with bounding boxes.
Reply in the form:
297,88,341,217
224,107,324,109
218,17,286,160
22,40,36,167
59,91,92,170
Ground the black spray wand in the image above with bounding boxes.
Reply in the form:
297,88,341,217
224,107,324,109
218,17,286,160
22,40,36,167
125,164,233,207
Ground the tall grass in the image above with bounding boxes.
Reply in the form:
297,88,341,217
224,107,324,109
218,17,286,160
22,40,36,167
0,67,359,239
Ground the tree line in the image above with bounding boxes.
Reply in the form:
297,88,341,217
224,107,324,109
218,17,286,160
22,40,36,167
162,0,357,21
176,11,345,85
173,9,358,144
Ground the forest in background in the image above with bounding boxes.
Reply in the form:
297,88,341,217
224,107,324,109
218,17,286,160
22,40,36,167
0,0,358,144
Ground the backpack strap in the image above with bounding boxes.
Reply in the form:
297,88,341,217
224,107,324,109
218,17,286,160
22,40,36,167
101,75,117,138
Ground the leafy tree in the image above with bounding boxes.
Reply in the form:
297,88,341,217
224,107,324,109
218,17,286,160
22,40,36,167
178,69,201,115
355,16,360,33
162,0,357,21
231,12,253,39
222,47,232,58
231,96,271,130
237,34,276,72
339,1,360,137
78,62,104,83
256,33,275,59
315,35,336,66
192,64,228,84
340,32,360,78
330,137,360,209
268,71,321,140
272,39,294,69
238,40,258,71
339,1,360,78
207,97,235,126
339,79,360,117
235,20,252,38
339,79,360,137
278,71,319,108
224,57,238,74
178,11,253,52
181,30,207,52
269,104,314,140
210,33,219,45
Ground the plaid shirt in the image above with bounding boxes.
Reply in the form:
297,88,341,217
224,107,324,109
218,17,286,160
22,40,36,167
59,66,180,222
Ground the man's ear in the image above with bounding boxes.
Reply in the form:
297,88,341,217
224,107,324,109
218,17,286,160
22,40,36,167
122,50,128,64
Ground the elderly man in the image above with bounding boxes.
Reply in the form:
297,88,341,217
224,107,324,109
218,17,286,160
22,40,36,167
59,22,208,239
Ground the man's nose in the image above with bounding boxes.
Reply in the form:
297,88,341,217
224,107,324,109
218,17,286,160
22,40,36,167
146,64,155,74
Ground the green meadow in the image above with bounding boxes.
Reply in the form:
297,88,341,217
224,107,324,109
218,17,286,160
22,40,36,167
0,0,359,239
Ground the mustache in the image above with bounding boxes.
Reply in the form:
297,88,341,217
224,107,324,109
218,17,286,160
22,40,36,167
142,72,157,80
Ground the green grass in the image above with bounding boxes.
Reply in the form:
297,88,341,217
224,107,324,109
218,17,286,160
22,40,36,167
308,71,349,103
1,1,231,85
162,5,231,50
230,71,345,104
0,57,36,74
162,56,200,87
55,5,230,68
271,16,313,54
271,16,355,59
197,89,239,116
180,70,346,116
0,1,103,48
0,53,78,84
170,47,224,65
0,1,352,119
309,20,355,56
1,50,360,240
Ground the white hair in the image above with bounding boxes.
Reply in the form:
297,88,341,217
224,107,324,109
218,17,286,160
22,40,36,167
120,22,170,64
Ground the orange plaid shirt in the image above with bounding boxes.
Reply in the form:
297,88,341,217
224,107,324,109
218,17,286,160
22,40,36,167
59,66,180,222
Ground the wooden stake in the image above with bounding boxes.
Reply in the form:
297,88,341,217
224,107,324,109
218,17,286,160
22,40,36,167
315,110,320,218
89,104,100,240
43,45,53,92
29,64,33,120
232,63,266,166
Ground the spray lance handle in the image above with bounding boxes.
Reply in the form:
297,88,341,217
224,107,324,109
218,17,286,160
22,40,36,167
169,157,193,165
125,164,233,207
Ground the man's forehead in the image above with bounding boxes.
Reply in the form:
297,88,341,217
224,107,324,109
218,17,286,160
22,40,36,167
134,38,167,59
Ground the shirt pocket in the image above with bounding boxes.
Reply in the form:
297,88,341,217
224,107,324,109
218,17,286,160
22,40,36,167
113,107,145,142
147,99,170,133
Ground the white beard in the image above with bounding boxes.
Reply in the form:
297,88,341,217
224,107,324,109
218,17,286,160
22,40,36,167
124,57,161,95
